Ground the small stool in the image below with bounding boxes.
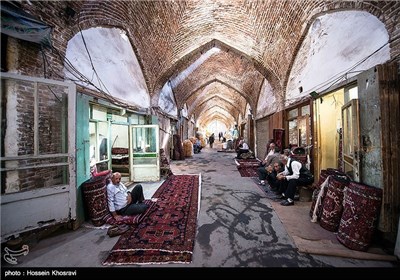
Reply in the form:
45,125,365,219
299,186,313,202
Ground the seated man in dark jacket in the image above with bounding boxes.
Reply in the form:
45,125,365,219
236,138,249,159
257,147,281,185
266,161,285,192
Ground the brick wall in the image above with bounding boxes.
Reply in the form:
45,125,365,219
3,80,67,192
4,0,399,191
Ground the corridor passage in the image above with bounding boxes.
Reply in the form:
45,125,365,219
4,142,396,270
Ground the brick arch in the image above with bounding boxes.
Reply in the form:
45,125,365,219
186,81,247,119
193,96,242,122
181,78,251,114
151,39,281,109
197,108,236,129
189,93,243,119
198,115,233,132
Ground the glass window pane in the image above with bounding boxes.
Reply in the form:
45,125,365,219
146,127,157,152
288,119,298,146
130,114,139,125
343,106,353,156
298,117,308,146
344,85,358,103
1,78,70,194
111,124,129,149
89,120,109,162
2,79,35,156
132,126,157,153
89,122,96,160
92,105,108,121
2,163,69,193
113,114,128,123
130,114,146,125
301,105,310,116
38,83,68,154
133,127,144,152
288,108,298,119
132,157,157,165
98,122,108,161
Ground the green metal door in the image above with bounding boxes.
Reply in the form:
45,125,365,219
129,124,160,182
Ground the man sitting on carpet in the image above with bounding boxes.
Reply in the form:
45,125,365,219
107,172,149,221
236,137,250,159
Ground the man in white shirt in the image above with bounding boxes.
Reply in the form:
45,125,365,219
107,172,149,220
275,155,314,206
236,138,250,159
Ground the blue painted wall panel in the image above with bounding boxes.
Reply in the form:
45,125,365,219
75,93,91,224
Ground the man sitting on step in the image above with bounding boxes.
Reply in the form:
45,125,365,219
275,155,314,206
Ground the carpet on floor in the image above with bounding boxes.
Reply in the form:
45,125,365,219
251,178,396,261
217,149,236,153
250,177,396,261
103,174,199,265
235,158,261,177
272,201,397,261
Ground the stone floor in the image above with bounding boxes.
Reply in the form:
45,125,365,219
1,142,399,276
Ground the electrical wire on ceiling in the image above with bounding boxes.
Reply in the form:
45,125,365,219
38,10,133,111
40,12,400,112
308,34,400,95
41,38,129,110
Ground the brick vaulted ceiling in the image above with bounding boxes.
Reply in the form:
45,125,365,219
25,0,397,126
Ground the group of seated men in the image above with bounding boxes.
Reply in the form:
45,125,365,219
257,142,314,206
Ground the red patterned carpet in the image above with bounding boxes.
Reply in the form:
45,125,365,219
103,174,199,265
235,158,260,177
